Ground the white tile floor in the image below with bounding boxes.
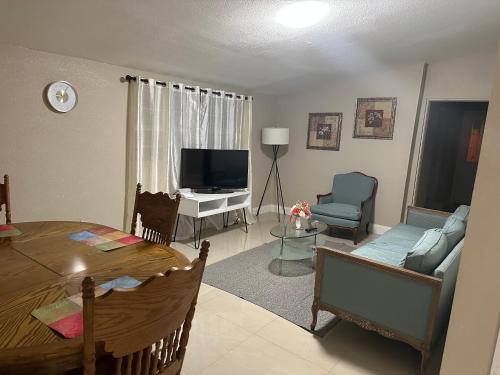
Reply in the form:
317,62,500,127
173,213,444,375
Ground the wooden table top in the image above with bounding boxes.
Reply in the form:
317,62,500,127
0,221,190,371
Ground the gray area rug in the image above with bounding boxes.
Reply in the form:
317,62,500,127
202,237,356,337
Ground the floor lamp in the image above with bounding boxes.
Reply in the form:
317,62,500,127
256,127,289,221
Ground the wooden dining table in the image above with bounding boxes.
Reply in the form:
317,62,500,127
0,221,190,373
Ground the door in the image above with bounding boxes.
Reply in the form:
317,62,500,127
415,101,488,212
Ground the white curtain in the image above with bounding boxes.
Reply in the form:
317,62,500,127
125,79,255,238
124,78,170,231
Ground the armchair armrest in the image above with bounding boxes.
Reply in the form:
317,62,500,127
313,247,441,349
316,192,333,204
406,206,450,229
360,195,373,213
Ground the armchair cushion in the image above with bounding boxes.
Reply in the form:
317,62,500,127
403,229,449,274
442,215,466,251
311,213,360,228
311,202,361,221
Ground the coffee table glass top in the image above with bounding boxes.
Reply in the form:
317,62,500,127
270,220,328,240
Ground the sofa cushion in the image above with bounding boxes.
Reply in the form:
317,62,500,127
311,203,361,221
403,229,449,274
353,243,408,266
442,215,466,251
352,223,426,266
452,205,470,223
373,223,426,249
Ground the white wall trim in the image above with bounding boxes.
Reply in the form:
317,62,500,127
370,223,391,235
254,204,391,235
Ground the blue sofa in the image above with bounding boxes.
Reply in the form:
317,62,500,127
311,205,469,374
311,172,378,245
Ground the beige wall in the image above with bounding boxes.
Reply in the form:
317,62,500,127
406,52,497,208
424,52,497,100
440,41,500,375
0,44,275,229
249,93,278,212
273,63,426,227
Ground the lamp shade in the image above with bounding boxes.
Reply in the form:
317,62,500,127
262,128,289,145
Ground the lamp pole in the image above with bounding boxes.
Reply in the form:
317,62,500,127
256,128,288,221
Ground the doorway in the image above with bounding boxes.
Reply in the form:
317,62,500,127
415,101,488,212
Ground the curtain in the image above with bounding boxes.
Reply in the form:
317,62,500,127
125,79,254,238
124,78,170,231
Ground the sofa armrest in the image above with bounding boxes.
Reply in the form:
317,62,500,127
406,206,450,229
316,192,333,204
314,247,442,348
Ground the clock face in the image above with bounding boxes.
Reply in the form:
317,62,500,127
46,81,77,113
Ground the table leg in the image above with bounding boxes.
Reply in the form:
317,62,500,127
173,214,180,242
193,218,204,249
279,237,284,275
242,208,248,233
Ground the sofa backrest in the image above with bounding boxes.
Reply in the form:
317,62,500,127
332,172,377,207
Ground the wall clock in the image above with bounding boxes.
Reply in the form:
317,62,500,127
45,81,78,113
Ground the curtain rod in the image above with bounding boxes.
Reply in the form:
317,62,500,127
123,75,250,100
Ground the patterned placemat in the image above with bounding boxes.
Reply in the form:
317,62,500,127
69,226,143,251
32,276,141,338
0,224,22,237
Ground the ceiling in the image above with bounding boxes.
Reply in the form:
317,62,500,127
1,0,499,95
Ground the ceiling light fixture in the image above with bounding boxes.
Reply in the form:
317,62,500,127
275,1,330,28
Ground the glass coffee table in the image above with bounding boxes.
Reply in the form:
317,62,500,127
269,220,328,275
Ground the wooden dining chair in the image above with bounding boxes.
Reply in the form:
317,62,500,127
81,240,210,375
131,183,181,246
0,174,12,224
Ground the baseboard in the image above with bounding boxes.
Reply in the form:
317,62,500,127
370,223,390,235
254,204,391,235
252,204,275,215
253,204,292,215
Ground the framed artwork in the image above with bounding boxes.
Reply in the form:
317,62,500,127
307,112,342,151
353,97,397,139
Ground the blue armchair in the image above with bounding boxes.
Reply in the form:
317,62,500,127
311,172,377,244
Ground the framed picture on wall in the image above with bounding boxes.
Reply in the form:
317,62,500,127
353,97,397,139
307,112,342,151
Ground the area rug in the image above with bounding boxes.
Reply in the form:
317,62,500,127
202,236,356,337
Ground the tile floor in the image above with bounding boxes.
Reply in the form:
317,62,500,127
173,213,444,375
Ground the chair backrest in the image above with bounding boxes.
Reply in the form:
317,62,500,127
82,240,210,375
331,172,377,207
0,174,11,224
131,183,180,246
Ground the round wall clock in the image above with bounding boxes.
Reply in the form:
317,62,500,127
45,81,78,113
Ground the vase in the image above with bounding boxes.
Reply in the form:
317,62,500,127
294,217,302,230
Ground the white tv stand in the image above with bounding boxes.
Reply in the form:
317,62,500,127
174,191,251,248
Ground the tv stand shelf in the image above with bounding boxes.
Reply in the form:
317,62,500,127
175,191,251,248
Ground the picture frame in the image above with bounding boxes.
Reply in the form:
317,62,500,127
353,97,397,139
307,112,343,151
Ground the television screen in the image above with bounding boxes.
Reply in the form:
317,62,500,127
180,148,248,191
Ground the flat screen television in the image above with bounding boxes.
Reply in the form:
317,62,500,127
180,148,248,192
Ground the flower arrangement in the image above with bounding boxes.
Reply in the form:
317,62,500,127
290,201,312,229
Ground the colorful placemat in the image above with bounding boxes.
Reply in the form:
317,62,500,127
32,276,141,338
0,224,22,237
69,226,143,251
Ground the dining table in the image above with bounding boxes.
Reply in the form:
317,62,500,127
0,221,190,373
